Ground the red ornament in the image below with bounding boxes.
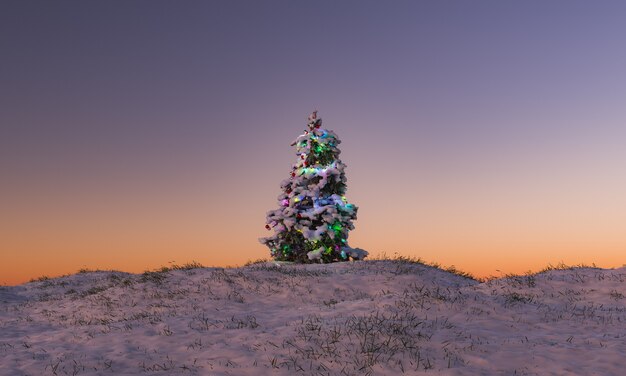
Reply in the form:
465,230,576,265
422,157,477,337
286,189,292,194
265,224,271,230
291,172,296,177
297,213,302,219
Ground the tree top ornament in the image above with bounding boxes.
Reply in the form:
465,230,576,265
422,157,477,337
308,110,321,129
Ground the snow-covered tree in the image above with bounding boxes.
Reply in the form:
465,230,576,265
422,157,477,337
260,111,367,263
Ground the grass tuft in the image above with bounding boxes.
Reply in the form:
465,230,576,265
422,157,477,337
29,275,50,283
537,262,599,274
147,261,206,274
243,258,270,266
371,252,479,281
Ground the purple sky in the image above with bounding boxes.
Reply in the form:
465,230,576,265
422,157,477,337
2,1,626,284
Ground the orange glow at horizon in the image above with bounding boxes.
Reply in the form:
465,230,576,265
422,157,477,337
2,152,625,286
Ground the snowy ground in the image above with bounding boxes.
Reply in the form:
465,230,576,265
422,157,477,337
1,260,625,375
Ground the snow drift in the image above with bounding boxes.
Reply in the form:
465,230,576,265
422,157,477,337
1,261,624,375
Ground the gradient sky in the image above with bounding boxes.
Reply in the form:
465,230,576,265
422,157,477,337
2,1,626,285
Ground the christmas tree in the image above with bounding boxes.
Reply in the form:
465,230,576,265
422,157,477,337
260,111,367,263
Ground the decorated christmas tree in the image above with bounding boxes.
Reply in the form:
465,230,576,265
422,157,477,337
260,111,367,263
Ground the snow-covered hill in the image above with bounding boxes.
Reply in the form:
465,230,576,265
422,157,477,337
1,261,624,375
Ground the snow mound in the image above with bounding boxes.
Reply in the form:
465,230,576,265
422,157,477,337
0,262,624,375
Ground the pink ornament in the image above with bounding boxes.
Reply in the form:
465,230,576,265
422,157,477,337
281,199,289,206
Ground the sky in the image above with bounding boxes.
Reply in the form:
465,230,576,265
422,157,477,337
1,1,625,285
